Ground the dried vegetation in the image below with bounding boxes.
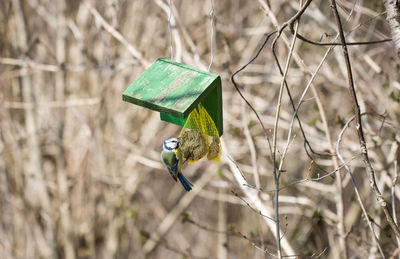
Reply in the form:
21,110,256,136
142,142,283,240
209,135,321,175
0,0,400,258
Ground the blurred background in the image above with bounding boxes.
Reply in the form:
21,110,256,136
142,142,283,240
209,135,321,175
1,0,400,258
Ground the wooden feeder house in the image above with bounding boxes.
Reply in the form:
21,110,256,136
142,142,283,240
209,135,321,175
122,58,223,136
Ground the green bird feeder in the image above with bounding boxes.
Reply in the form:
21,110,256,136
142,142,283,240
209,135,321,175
122,58,223,136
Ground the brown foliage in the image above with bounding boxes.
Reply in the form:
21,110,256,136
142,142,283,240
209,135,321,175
0,0,399,258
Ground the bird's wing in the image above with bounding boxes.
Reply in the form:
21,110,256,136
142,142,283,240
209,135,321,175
161,151,178,181
174,148,183,172
168,153,179,181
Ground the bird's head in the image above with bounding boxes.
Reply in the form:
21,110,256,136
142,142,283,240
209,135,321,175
163,138,179,152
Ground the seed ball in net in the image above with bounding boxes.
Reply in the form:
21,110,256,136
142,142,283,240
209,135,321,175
207,136,221,161
179,130,208,162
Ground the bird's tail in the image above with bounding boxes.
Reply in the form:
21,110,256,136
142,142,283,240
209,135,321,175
177,173,193,191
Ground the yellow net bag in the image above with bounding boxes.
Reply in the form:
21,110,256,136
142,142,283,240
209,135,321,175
178,103,221,163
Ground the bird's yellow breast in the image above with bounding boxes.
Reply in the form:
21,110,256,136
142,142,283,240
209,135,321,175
172,148,183,172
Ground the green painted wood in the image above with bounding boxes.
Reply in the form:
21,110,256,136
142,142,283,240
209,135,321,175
122,58,223,135
160,113,186,127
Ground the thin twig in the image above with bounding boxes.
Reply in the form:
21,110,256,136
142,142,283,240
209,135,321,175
154,0,183,61
3,97,101,109
383,0,400,58
241,98,261,188
207,0,215,71
392,161,400,258
294,33,392,46
231,30,276,145
142,169,215,255
222,141,296,256
85,2,149,67
168,0,173,60
271,6,302,257
231,190,276,221
336,114,385,258
330,0,400,238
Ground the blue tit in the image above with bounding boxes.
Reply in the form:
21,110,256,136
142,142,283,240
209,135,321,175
161,138,193,191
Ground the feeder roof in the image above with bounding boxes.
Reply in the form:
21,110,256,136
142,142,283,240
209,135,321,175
122,58,220,119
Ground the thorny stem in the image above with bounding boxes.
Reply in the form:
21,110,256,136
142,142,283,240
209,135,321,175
330,0,400,238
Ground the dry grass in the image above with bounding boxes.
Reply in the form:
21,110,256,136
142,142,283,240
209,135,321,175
1,0,400,258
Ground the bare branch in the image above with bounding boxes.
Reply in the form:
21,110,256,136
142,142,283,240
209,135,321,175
84,2,149,67
330,0,400,238
384,0,400,58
